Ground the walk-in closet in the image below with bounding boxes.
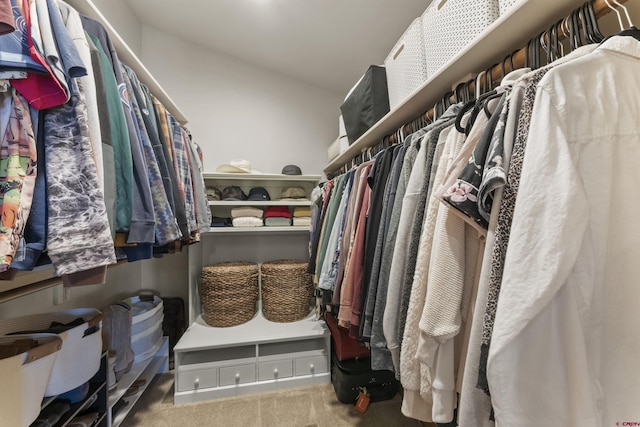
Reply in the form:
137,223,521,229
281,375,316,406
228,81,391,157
1,0,639,426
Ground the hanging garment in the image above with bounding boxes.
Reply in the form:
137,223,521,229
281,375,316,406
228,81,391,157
184,131,210,235
56,0,104,193
357,148,395,339
318,170,354,291
81,16,155,246
7,0,68,109
121,69,180,247
477,43,598,396
44,79,116,285
0,89,36,270
86,32,133,235
380,129,426,379
458,88,517,427
361,144,404,340
152,100,188,240
488,35,640,427
399,109,461,422
336,162,372,326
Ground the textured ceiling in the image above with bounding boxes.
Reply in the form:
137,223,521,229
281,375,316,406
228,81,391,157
124,0,432,95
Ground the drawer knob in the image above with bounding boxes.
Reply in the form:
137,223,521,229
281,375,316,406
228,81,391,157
274,368,279,377
194,378,200,390
235,373,240,382
310,364,315,372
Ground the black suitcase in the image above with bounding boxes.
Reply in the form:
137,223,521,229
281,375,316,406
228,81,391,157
331,352,399,404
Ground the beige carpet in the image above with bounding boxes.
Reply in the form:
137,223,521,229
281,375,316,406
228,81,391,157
123,373,428,427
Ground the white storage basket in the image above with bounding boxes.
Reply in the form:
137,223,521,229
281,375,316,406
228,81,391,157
422,0,500,76
124,294,164,336
131,316,164,365
0,308,103,396
499,0,521,15
385,17,428,110
0,334,62,426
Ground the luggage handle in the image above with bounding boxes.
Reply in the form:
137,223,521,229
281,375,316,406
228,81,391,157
23,338,62,365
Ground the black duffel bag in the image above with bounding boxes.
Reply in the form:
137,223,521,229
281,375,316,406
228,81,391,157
340,65,390,144
331,350,399,404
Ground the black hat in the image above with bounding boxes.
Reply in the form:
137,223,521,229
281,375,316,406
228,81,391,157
281,164,302,175
222,186,247,201
247,187,271,201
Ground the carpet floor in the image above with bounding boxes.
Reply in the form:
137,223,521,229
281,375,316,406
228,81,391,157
122,373,427,427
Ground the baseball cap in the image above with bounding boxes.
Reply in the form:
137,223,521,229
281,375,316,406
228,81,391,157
247,187,271,201
206,186,222,201
281,164,302,175
222,186,247,201
280,186,307,199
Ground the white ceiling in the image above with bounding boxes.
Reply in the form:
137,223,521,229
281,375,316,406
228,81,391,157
124,0,432,95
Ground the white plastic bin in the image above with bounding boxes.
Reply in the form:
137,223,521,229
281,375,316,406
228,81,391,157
385,17,428,110
0,334,62,426
0,308,103,396
422,0,500,76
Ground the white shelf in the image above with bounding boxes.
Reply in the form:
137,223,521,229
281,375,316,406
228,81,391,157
209,200,311,207
205,226,310,234
175,312,328,353
63,0,188,125
203,173,321,183
109,337,169,426
323,0,588,176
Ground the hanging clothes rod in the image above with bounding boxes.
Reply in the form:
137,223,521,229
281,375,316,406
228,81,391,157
382,0,629,145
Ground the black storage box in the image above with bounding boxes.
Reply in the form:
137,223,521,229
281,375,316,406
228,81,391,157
340,65,390,144
331,351,399,404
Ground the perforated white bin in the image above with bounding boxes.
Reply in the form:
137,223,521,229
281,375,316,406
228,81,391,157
422,0,500,76
0,308,102,397
385,17,427,110
0,334,62,426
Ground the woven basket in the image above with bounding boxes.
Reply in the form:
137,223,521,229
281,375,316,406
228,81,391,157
200,262,259,327
260,260,313,323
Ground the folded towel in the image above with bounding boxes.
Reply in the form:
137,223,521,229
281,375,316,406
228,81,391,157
231,207,263,219
232,217,264,227
264,217,292,227
293,217,312,227
293,207,311,217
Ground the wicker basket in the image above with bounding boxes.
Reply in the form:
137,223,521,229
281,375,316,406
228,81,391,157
200,262,259,327
260,260,313,323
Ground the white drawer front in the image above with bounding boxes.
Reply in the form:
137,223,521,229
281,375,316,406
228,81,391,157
219,364,256,386
294,355,328,376
177,368,218,392
258,359,293,381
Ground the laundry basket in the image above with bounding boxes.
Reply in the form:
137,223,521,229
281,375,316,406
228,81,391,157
0,334,62,426
200,262,259,327
0,308,103,396
124,294,165,364
260,260,313,323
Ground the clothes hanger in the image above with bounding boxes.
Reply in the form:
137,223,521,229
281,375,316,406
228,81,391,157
585,1,605,42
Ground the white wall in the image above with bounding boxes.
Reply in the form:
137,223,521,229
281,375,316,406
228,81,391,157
90,0,142,56
140,25,343,177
